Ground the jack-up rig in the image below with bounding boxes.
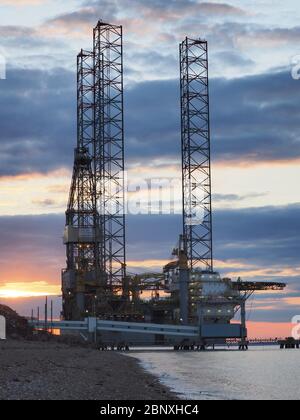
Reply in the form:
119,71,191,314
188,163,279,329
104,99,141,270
61,22,286,345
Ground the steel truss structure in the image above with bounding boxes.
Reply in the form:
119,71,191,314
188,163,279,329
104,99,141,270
62,22,126,320
180,38,213,272
94,22,126,291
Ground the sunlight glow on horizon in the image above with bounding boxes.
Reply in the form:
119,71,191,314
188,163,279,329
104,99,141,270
0,290,58,299
0,257,294,297
0,281,60,299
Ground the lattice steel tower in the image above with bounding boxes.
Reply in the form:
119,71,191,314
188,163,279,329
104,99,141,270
180,38,213,272
94,22,126,292
62,22,126,320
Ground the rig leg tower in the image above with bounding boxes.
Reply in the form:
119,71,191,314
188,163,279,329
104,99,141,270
62,22,127,320
180,37,213,273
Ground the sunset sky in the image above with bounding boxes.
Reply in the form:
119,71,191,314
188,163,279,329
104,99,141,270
0,0,300,338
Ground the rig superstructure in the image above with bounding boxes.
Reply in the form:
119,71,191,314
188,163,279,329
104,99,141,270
61,21,286,345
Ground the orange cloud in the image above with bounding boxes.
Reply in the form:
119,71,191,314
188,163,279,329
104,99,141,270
40,1,247,43
127,259,170,271
225,266,300,279
282,297,300,306
0,243,64,296
0,281,60,299
0,168,70,216
214,259,254,270
214,157,300,169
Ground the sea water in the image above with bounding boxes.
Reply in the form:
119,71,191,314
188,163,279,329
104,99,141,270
130,347,300,400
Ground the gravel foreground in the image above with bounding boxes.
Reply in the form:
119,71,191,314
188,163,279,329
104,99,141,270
0,340,177,401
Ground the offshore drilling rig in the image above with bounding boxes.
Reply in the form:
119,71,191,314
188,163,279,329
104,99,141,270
62,21,286,343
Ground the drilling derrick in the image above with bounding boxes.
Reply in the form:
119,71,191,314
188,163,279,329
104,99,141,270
62,50,104,320
94,22,126,294
180,38,213,272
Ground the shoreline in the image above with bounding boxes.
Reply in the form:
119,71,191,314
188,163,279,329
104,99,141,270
0,339,178,401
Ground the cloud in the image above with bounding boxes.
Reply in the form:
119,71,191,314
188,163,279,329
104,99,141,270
213,193,267,203
0,66,299,178
0,0,298,327
82,0,248,24
126,70,300,165
31,199,58,207
214,203,300,269
47,1,300,58
0,281,59,298
0,203,299,321
0,0,43,5
201,21,300,48
0,204,298,276
1,0,299,84
0,26,36,37
196,2,247,16
0,67,75,176
46,7,103,34
210,70,300,164
125,204,300,275
43,1,249,47
235,25,300,48
213,50,254,68
0,213,64,263
0,25,52,51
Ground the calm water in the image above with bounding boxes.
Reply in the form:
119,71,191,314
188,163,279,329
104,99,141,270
130,347,300,400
